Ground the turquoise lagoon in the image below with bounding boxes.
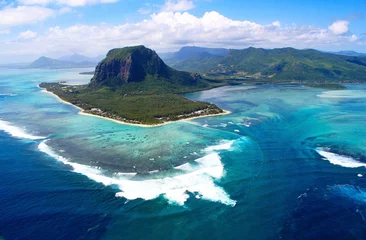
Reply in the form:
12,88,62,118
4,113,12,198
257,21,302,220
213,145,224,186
1,68,366,239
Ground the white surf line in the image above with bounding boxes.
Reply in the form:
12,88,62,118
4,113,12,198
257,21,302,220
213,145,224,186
0,119,46,140
38,139,239,207
317,148,366,168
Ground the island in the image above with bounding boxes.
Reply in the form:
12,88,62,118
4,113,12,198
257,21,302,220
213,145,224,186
40,46,227,125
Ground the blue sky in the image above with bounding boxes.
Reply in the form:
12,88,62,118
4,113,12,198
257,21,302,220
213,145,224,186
0,0,365,63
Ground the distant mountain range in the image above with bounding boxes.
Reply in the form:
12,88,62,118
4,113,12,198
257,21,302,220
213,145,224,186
29,56,96,69
58,53,104,63
329,51,366,57
162,46,366,82
28,53,105,69
160,46,229,64
161,47,366,61
20,53,104,69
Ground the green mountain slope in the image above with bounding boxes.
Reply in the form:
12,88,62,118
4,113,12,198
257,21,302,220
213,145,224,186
162,46,229,66
171,47,366,82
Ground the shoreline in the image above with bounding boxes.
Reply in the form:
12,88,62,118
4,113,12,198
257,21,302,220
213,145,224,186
41,88,231,128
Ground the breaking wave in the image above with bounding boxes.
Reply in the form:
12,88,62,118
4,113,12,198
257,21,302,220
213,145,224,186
317,90,366,99
0,93,17,97
38,139,241,206
0,120,46,140
316,148,366,168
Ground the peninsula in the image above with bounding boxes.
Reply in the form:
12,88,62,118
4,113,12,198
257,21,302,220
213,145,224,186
40,46,226,125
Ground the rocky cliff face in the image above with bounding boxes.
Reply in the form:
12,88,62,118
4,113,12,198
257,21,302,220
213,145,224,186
90,46,177,86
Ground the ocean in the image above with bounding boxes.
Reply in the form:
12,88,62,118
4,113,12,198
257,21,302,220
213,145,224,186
1,68,366,239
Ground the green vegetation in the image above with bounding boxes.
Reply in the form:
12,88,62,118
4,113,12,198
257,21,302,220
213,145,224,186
40,82,222,125
169,47,366,82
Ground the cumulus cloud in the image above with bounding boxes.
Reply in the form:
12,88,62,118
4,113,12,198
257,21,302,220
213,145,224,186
271,21,281,28
162,0,195,12
0,11,361,62
0,5,54,27
17,0,119,7
19,30,37,39
328,20,349,35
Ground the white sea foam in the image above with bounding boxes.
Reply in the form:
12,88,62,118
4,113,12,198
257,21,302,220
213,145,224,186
38,140,238,206
117,152,235,206
0,120,46,140
316,148,366,168
0,93,17,96
317,90,366,99
204,140,235,152
115,172,137,177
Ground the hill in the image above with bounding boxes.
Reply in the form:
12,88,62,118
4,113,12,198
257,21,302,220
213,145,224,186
330,51,366,57
162,46,229,66
29,56,96,69
58,53,104,63
169,47,366,82
40,46,224,125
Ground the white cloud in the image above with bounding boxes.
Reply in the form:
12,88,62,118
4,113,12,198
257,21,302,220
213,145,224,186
0,29,10,34
0,6,54,27
0,11,362,62
138,7,151,15
272,21,281,28
162,0,195,12
17,0,50,5
17,0,119,7
350,34,358,42
19,30,37,39
138,3,154,15
328,20,349,35
59,6,72,13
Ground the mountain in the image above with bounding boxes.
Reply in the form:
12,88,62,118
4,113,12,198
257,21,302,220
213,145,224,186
58,53,104,63
172,46,229,59
161,46,229,65
29,56,96,69
90,45,207,91
170,47,366,82
330,51,366,57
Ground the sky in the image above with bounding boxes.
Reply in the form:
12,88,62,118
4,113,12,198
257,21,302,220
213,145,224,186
0,0,366,63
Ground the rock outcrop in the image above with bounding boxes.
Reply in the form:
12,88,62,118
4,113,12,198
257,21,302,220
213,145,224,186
90,45,200,87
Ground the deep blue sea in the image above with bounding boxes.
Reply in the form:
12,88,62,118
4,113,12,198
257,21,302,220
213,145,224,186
1,68,366,240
